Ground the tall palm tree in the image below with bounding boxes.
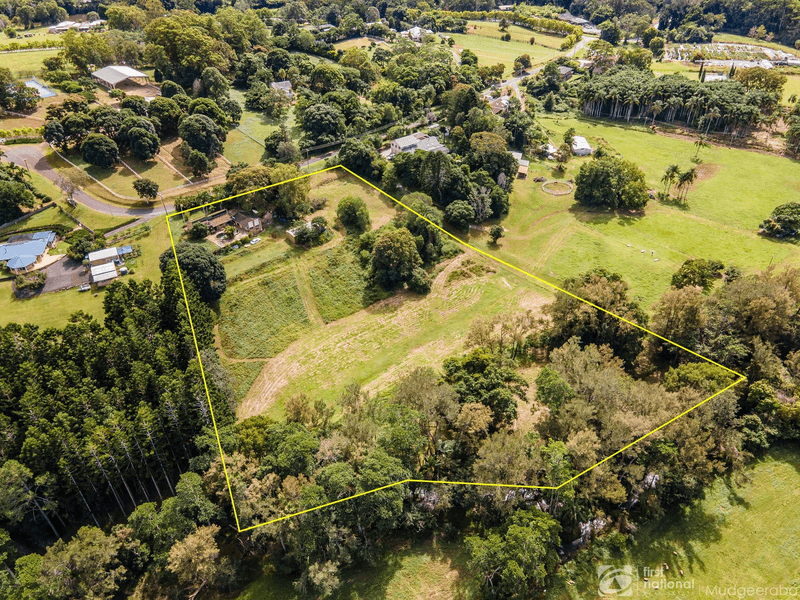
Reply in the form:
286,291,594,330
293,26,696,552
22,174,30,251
661,164,680,195
694,135,709,158
677,167,698,202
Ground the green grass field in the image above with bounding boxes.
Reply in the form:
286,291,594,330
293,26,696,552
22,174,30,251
449,29,563,77
222,89,299,165
0,215,175,329
0,48,60,77
218,269,313,359
55,199,134,232
546,444,800,598
0,26,62,47
0,204,75,239
465,20,566,49
452,115,800,307
307,245,377,322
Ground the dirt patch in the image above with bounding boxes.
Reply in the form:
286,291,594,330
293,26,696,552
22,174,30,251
694,162,722,183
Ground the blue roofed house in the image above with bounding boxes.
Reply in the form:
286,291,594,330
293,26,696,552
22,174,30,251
0,231,56,274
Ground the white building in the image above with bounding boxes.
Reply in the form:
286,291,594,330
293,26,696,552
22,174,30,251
90,262,118,285
389,132,449,157
48,21,79,33
571,136,593,156
400,26,432,41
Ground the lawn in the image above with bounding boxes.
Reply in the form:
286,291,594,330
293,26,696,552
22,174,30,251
460,114,800,307
465,20,567,49
782,71,800,105
0,26,62,47
224,360,266,407
545,444,800,598
0,48,60,77
0,204,75,239
55,199,134,232
449,29,563,77
233,536,479,600
0,283,107,328
222,89,299,165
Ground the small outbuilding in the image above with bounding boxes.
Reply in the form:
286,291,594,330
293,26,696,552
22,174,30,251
571,136,593,156
91,66,150,89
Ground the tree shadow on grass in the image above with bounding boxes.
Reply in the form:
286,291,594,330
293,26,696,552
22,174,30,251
569,204,646,227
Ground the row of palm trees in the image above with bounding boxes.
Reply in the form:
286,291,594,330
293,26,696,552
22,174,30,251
580,68,779,140
661,164,699,203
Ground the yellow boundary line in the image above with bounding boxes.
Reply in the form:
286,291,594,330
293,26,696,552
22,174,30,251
166,165,746,532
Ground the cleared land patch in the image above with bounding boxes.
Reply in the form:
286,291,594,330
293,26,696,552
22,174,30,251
218,268,312,360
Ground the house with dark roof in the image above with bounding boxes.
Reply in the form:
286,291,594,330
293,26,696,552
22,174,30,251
233,210,264,234
0,231,56,274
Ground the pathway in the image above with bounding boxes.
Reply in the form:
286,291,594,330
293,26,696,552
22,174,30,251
1,144,173,235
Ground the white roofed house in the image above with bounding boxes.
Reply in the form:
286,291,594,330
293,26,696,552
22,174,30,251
571,135,593,156
91,66,150,89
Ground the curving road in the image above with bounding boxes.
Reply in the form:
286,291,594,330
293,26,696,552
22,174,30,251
1,144,171,234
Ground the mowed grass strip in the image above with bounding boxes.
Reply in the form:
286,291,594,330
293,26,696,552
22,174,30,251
449,30,561,76
218,269,312,359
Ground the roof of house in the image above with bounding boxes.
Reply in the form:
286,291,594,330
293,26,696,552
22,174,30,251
271,80,293,91
393,132,428,149
207,212,234,229
91,262,118,282
414,136,448,152
87,247,119,262
488,96,510,114
558,66,574,74
7,231,56,245
91,66,148,86
233,212,259,227
509,151,523,161
0,236,51,270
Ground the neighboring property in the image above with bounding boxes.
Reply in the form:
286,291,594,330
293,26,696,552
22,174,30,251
232,210,265,234
572,136,593,156
498,4,515,10
487,95,511,116
87,247,119,266
389,132,449,157
704,72,729,82
0,231,56,274
509,151,529,178
400,26,432,41
270,80,295,100
558,66,575,80
557,12,601,34
91,65,150,89
78,19,106,32
48,20,79,33
87,246,134,285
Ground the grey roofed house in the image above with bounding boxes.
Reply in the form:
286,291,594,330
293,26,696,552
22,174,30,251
270,80,295,100
91,66,149,89
390,132,449,156
558,66,574,80
0,231,56,273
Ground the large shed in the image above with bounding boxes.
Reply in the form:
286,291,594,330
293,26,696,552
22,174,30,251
91,66,150,89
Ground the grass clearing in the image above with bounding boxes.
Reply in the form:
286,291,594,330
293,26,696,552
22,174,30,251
224,360,267,407
307,244,385,322
218,269,312,360
467,114,800,306
223,89,299,165
55,199,134,232
546,444,800,598
465,20,566,48
0,48,60,77
450,29,562,77
0,204,75,239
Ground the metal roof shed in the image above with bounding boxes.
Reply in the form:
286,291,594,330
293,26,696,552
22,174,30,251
91,66,149,89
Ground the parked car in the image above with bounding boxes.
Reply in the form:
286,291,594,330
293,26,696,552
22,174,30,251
79,283,91,292
250,237,261,245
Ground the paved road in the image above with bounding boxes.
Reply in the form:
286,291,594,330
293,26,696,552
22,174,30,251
1,144,171,234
